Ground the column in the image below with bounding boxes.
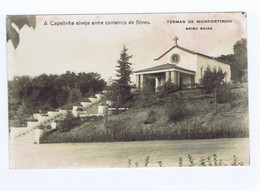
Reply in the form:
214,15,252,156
155,77,159,92
165,71,170,82
175,71,180,87
136,75,140,87
171,71,180,87
140,74,145,88
170,71,175,83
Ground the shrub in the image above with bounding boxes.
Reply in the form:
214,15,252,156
200,67,226,93
158,81,179,98
59,112,80,132
216,83,235,103
144,110,157,124
133,87,161,108
165,94,188,122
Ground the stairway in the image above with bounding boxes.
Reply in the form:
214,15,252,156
10,128,35,145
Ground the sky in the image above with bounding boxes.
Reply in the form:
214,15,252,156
7,12,247,82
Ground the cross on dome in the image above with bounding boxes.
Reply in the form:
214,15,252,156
174,36,179,46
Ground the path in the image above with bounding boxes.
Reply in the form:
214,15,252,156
9,138,249,169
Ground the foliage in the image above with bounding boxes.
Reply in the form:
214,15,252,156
216,83,235,103
216,38,247,82
68,88,82,103
144,110,157,124
158,81,179,98
165,94,189,122
233,38,247,82
107,46,133,107
8,71,106,118
200,66,226,93
6,15,36,49
59,112,80,132
12,102,30,127
133,86,161,108
132,81,178,108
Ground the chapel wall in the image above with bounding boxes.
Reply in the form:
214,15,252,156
195,55,231,83
154,47,197,72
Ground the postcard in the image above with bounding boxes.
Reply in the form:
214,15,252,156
7,12,248,169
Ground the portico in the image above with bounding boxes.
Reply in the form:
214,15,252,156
135,64,195,91
134,36,231,91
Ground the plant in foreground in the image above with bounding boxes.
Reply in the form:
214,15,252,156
157,161,163,167
187,154,195,166
207,156,212,166
213,154,218,166
178,157,183,167
145,156,150,167
128,159,132,168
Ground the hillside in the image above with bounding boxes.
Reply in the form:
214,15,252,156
40,83,249,143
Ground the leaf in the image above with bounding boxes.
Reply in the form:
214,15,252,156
7,22,20,49
6,15,36,49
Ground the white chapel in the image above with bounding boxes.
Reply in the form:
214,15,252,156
134,36,231,90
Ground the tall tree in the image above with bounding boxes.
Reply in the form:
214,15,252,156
233,38,247,82
216,38,247,82
109,46,133,107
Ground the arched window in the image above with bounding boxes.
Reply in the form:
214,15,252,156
200,66,204,78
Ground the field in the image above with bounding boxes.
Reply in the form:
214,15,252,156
10,138,249,169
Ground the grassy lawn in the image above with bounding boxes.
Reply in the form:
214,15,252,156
40,84,249,143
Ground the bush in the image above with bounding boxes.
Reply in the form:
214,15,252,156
144,110,157,124
165,94,188,122
133,87,161,108
158,81,179,98
59,112,80,132
216,83,235,103
200,67,226,93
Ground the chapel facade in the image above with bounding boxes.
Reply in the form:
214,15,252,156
134,37,231,91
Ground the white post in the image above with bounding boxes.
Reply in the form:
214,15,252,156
155,77,160,92
35,129,44,144
140,74,144,88
165,71,170,82
136,75,140,87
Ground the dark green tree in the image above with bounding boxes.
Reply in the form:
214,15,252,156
232,38,247,82
68,88,82,103
109,46,133,107
200,67,226,93
200,67,227,112
13,102,30,126
216,38,247,82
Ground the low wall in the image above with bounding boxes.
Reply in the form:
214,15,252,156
81,102,92,108
95,94,103,99
35,128,48,144
89,97,100,104
27,121,40,128
33,113,41,120
10,127,31,140
47,111,60,117
98,105,108,115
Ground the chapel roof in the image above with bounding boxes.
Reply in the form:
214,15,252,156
134,63,196,73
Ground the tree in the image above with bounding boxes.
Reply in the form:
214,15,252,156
67,88,82,103
216,38,247,82
232,38,247,82
6,15,36,49
200,67,226,93
109,46,133,107
200,67,227,112
13,102,30,127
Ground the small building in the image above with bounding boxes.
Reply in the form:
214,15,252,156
134,37,231,91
